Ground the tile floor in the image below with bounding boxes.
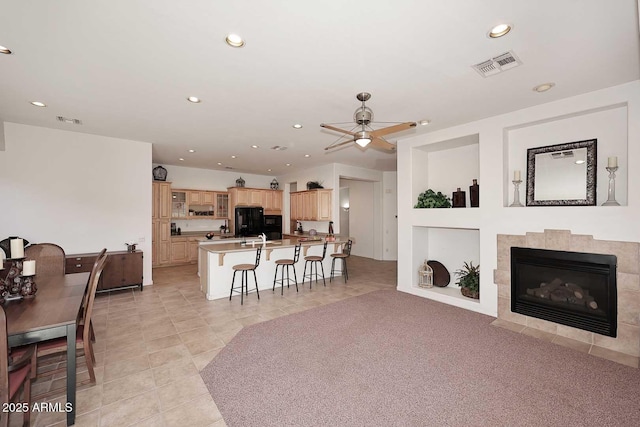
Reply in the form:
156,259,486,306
13,255,397,427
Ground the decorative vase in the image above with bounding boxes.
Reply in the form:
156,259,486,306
452,188,466,208
469,179,479,208
236,176,245,187
152,165,168,181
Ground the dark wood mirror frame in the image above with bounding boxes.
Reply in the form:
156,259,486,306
526,139,597,206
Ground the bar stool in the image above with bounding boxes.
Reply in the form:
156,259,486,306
273,244,301,295
330,239,353,283
230,247,262,305
303,242,328,288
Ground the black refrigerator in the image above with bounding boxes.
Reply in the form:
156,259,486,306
235,207,264,237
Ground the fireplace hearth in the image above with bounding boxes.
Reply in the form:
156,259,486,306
511,247,617,337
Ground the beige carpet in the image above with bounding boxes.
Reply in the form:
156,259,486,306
201,290,640,426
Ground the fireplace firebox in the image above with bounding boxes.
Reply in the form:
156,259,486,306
511,247,617,337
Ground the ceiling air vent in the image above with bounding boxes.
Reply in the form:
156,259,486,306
472,51,522,78
270,145,288,151
56,116,82,125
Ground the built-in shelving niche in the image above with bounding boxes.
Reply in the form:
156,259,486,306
412,133,479,210
412,226,480,308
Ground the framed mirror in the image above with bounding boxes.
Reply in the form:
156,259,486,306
526,139,597,206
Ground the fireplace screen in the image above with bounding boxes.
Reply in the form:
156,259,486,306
511,247,617,337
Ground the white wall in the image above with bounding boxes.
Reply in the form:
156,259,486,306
345,180,374,258
0,123,153,285
382,171,398,260
397,80,640,317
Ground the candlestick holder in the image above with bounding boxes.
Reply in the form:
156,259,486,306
509,180,524,207
602,166,620,206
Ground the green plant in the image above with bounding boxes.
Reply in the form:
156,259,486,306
455,261,480,296
414,189,451,208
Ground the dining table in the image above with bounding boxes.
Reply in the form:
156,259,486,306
5,271,90,426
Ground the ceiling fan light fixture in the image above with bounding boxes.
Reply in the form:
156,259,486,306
355,131,372,147
0,45,12,54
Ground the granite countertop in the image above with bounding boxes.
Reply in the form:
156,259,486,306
200,237,346,254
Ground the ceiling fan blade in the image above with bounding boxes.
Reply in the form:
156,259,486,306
324,139,354,151
369,137,396,151
369,122,417,138
320,123,357,136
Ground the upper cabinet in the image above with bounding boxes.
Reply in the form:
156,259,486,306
171,189,229,219
290,189,332,221
228,187,283,212
153,181,172,220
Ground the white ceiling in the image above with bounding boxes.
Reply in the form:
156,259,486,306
1,0,638,175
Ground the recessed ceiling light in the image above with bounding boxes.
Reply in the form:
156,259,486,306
179,158,185,161
188,149,196,153
285,163,291,166
292,124,303,129
267,169,272,172
304,154,310,158
225,33,245,48
533,82,555,93
488,23,512,38
30,101,46,107
187,96,201,103
231,155,236,159
419,120,430,126
217,162,223,166
251,145,259,149
0,45,11,54
575,160,586,165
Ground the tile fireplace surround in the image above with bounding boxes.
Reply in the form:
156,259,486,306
493,229,640,368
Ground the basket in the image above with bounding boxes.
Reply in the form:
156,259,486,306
460,287,479,299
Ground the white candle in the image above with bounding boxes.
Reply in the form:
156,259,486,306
514,170,521,181
10,238,24,259
22,260,36,276
608,156,618,168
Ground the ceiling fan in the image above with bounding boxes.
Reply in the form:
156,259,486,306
321,92,416,152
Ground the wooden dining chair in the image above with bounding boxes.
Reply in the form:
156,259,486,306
1,306,36,427
35,248,108,385
24,243,66,277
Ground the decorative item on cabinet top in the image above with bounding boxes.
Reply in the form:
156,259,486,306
270,178,279,190
236,176,245,187
306,180,324,190
153,165,168,181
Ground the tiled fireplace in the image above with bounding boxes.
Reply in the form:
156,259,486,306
493,229,640,367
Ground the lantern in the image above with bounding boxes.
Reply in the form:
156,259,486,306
270,178,279,190
418,260,433,288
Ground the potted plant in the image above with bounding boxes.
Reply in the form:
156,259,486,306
414,189,451,208
455,261,479,299
306,181,324,190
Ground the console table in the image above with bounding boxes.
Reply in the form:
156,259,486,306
66,250,143,292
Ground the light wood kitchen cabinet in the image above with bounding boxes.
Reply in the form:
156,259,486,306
170,237,188,263
153,182,172,267
188,190,215,205
264,190,283,213
215,192,229,218
249,189,264,206
153,181,172,220
188,237,200,262
290,189,332,221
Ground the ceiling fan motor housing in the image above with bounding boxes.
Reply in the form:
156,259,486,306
354,107,373,125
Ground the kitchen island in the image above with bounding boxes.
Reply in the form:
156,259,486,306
199,238,346,300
